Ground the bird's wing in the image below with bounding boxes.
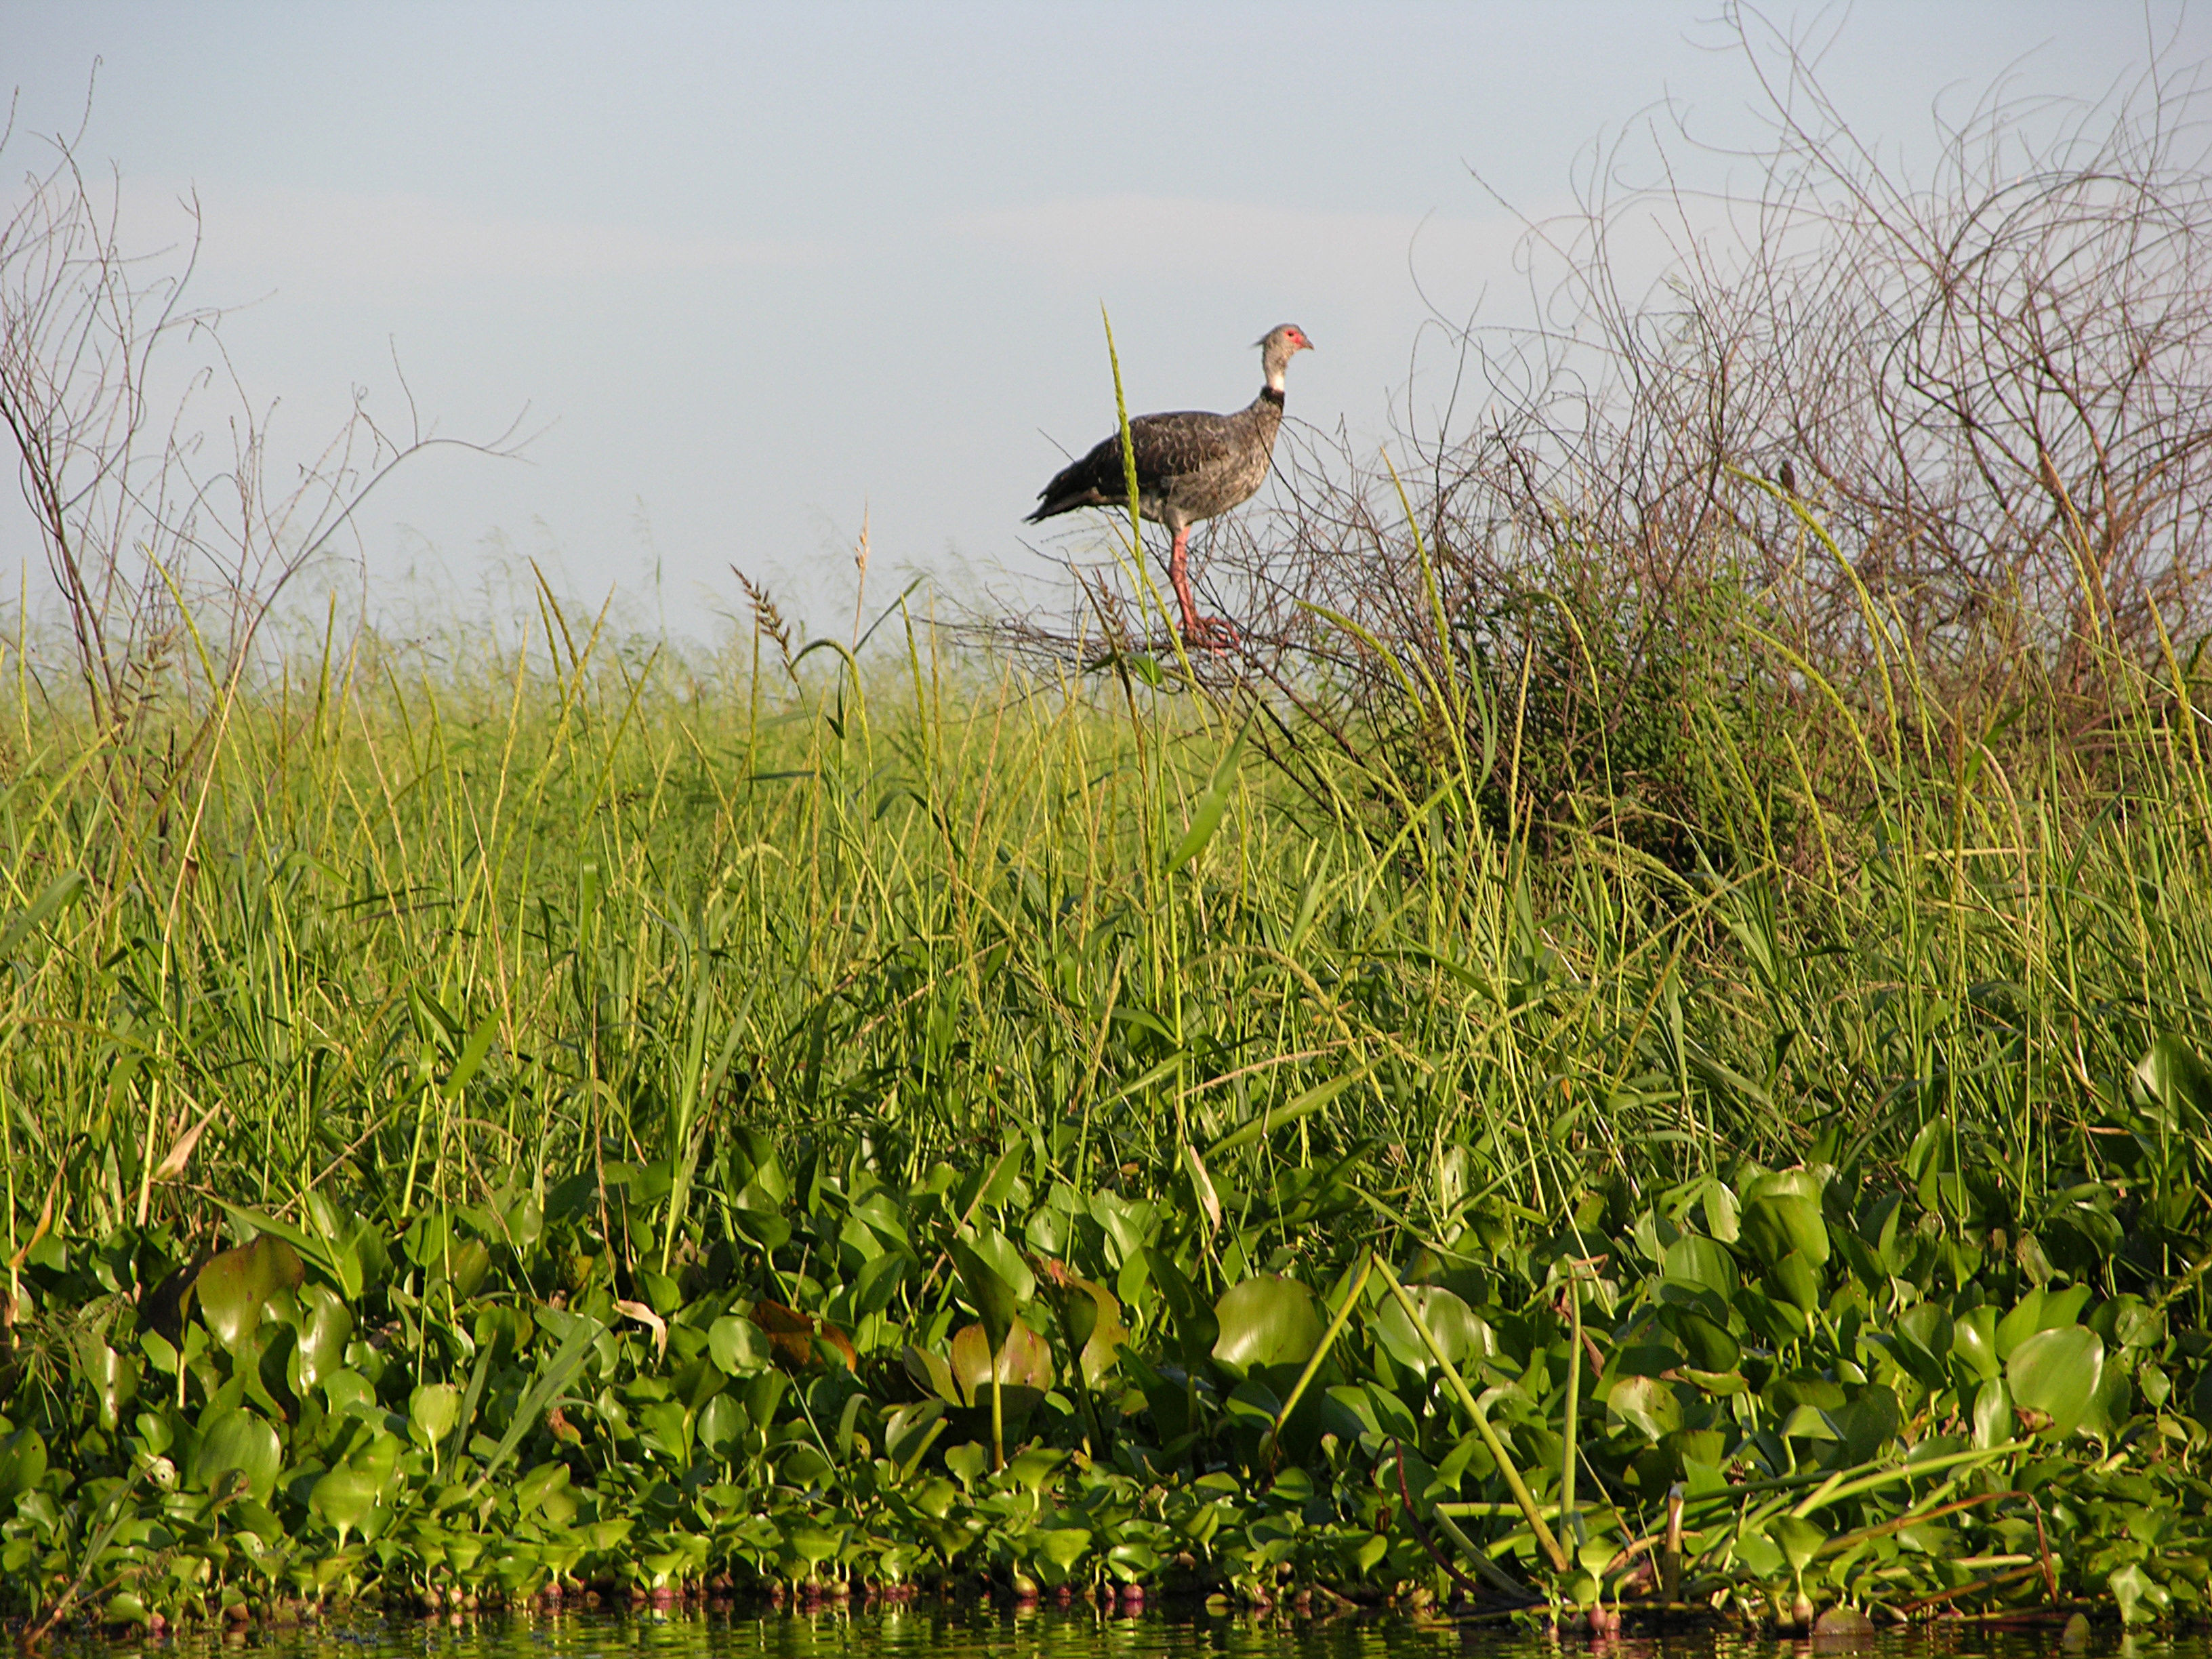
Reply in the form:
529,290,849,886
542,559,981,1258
1027,409,1248,522
1027,432,1130,520
1125,409,1244,485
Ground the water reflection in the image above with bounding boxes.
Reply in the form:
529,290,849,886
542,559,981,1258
58,1607,2201,1659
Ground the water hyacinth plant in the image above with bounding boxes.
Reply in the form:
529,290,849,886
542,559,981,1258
0,575,2209,1634
4,45,2212,1629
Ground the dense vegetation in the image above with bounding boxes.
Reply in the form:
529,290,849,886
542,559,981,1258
6,35,2212,1637
1,576,2209,1637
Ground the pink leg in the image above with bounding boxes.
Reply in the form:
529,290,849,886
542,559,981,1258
1166,528,1237,651
1167,527,1203,638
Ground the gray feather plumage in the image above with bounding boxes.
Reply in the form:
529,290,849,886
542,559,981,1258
1026,326,1309,534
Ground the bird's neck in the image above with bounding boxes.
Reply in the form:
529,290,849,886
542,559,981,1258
1262,361,1288,396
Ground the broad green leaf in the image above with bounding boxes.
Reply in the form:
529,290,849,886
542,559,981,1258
1605,1374,1681,1443
1042,1271,1098,1352
946,1319,1054,1399
291,1284,353,1389
943,1441,989,1489
1734,1523,1784,1576
1210,1274,1322,1374
0,1427,47,1498
1672,1309,1740,1373
323,1367,376,1415
195,1235,306,1354
903,1343,963,1406
1891,1303,1951,1389
778,1519,844,1572
1662,1235,1737,1296
966,1228,1034,1306
1088,1191,1154,1265
882,1399,944,1465
1701,1179,1740,1244
1039,1527,1091,1572
1739,1285,1808,1346
853,1248,910,1316
2080,1347,2133,1441
1740,1192,1828,1269
309,1463,380,1547
966,1142,1025,1212
73,1332,138,1432
1373,1284,1492,1376
1952,1305,2000,1383
1771,1513,1826,1575
1143,1246,1219,1366
1107,1541,1161,1582
2109,1562,2168,1626
1683,1366,1748,1396
2133,1034,2212,1128
709,1314,771,1378
193,1408,283,1504
1996,1283,2088,1357
1780,1404,1838,1442
473,1303,533,1367
1765,1248,1823,1313
2007,1324,2104,1438
696,1393,746,1459
1742,1168,1825,1205
1006,1446,1065,1494
1826,1385,1903,1464
1994,1286,2047,1357
515,1460,575,1520
910,1474,958,1519
636,1397,691,1463
950,1239,1020,1352
730,1204,792,1252
1038,1267,1126,1384
2113,1298,2166,1352
409,1382,462,1447
1971,1378,2013,1448
434,1237,492,1300
1076,1280,1129,1385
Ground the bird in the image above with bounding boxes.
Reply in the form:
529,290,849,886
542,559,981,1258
1026,324,1313,647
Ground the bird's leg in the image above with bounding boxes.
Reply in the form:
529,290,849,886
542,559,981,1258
1166,528,1238,652
1167,527,1202,638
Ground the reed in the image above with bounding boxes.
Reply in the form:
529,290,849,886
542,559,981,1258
1,565,2207,1297
0,548,2208,1630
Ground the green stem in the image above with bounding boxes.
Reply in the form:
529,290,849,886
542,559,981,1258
1266,1250,1376,1462
990,1357,1005,1472
1373,1256,1570,1575
1560,1268,1582,1545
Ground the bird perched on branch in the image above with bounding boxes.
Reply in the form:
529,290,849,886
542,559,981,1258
1027,324,1313,647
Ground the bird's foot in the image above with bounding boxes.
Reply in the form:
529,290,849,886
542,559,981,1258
1179,614,1241,655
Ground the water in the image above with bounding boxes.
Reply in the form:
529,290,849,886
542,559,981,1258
52,1608,2208,1659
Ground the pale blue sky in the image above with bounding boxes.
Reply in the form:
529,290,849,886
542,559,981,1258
5,3,2203,642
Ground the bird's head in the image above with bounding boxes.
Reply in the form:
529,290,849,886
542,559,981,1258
1256,325,1313,390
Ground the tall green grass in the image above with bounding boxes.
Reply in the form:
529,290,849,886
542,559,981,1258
3,573,2206,1296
